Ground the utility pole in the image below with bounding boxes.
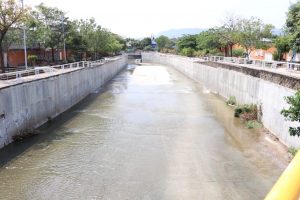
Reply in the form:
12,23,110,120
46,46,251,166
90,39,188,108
61,14,67,63
21,0,28,69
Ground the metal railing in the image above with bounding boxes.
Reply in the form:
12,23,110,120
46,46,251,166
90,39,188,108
207,56,300,71
0,57,121,81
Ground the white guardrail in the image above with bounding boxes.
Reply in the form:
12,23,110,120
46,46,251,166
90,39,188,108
0,57,121,81
200,56,300,72
156,53,300,71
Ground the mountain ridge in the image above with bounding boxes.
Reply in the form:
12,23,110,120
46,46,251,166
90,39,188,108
156,28,207,38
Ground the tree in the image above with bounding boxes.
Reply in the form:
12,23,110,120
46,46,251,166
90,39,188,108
65,20,87,60
106,34,123,54
113,34,126,51
286,1,300,52
77,18,97,55
30,3,67,62
125,38,141,51
274,35,291,60
156,35,173,50
176,34,197,51
196,29,225,54
237,17,274,58
281,91,300,137
140,37,152,50
217,15,240,57
0,0,27,72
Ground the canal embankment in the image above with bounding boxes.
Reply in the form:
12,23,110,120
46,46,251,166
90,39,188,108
0,55,127,148
142,52,300,148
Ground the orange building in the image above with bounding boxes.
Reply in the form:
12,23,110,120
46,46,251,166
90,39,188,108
231,44,277,61
4,44,65,68
249,47,277,61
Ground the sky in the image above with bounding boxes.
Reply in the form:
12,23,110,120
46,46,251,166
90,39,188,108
25,0,296,38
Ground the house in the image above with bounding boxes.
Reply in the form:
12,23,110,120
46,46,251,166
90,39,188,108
4,44,65,68
249,47,277,61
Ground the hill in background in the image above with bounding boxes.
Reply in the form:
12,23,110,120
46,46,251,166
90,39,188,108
156,28,206,38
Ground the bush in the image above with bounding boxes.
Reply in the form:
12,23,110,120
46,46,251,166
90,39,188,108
240,111,257,121
180,47,195,57
226,96,236,106
67,56,76,63
232,48,245,57
214,52,225,57
144,45,153,51
28,55,38,66
234,107,244,118
207,49,223,56
194,50,205,57
288,147,299,158
234,104,257,120
160,48,177,54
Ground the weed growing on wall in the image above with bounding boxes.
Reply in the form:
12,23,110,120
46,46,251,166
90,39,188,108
233,104,262,129
226,96,237,106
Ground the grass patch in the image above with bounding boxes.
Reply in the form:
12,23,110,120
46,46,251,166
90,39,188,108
246,120,262,129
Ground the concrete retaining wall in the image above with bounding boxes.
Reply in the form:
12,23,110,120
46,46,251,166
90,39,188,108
142,52,300,147
0,55,127,148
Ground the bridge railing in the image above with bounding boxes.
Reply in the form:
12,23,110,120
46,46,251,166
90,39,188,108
0,57,121,81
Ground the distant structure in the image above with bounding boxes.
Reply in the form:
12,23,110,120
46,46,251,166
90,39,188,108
151,35,157,49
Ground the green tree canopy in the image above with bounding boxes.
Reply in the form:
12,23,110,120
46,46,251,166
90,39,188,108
176,34,197,51
29,3,68,61
236,17,274,57
217,15,240,56
281,91,300,137
274,35,291,60
156,35,173,50
286,1,300,52
196,29,224,51
0,0,28,72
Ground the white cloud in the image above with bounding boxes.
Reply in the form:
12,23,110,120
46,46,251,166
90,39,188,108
24,0,292,38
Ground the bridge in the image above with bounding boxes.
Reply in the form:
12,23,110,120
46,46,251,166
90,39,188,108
127,52,142,60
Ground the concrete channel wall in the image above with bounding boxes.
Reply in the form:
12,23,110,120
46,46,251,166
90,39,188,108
142,52,300,147
0,55,127,148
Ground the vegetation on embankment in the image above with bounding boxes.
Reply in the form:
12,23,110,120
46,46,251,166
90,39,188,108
226,95,263,130
225,94,300,159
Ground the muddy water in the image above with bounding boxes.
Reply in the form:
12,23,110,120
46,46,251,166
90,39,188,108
0,64,285,200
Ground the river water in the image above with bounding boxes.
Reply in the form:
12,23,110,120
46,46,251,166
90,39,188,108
0,64,285,200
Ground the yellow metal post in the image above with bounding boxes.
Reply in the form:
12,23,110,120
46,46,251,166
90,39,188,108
264,151,300,200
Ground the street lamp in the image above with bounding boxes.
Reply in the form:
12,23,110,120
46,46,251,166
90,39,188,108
61,14,66,63
21,0,27,70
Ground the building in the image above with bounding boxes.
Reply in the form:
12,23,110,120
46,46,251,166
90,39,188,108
4,44,65,68
249,47,276,61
